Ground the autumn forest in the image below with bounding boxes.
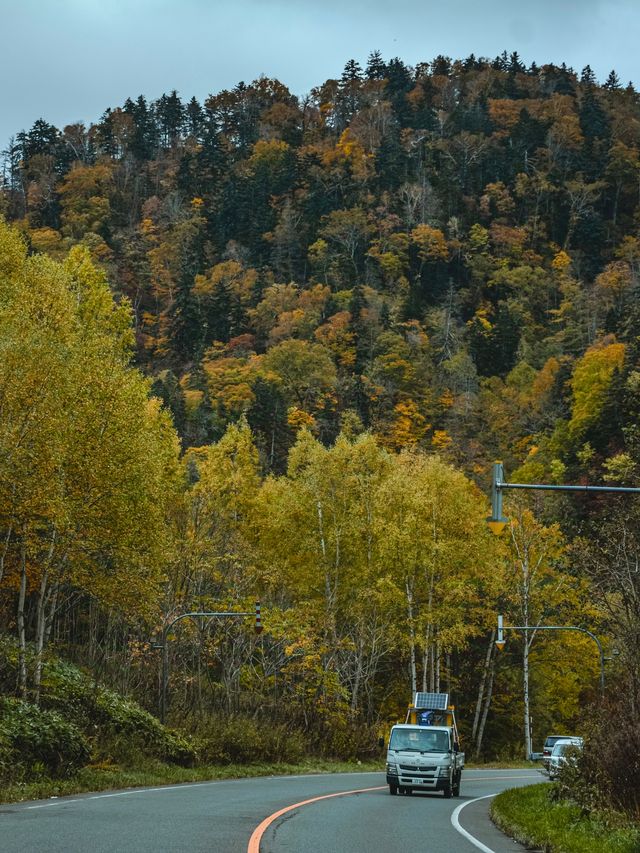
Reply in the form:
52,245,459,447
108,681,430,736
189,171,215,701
2,50,640,770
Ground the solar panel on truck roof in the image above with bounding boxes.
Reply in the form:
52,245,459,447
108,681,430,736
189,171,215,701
414,692,449,710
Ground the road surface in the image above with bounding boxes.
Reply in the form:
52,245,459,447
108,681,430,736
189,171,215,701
0,768,540,852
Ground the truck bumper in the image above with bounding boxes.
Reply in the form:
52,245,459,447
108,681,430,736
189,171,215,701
387,773,444,790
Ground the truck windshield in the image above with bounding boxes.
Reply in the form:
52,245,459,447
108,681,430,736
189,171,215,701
389,729,450,752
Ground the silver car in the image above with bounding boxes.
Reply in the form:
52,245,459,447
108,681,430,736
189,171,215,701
548,738,583,779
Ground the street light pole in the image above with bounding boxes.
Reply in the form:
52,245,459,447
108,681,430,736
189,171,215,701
487,462,640,533
496,617,606,698
157,603,262,723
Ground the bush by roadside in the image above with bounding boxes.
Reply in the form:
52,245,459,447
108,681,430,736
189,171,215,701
194,715,306,764
0,640,383,796
555,699,640,820
0,640,195,772
491,783,640,853
0,698,90,781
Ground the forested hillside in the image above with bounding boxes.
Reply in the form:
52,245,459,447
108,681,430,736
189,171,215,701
2,51,640,762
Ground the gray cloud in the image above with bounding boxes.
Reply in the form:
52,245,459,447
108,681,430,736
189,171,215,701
0,0,636,147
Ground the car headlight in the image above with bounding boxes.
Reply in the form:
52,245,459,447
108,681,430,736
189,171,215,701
386,763,398,775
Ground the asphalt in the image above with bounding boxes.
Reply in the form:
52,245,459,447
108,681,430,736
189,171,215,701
0,768,541,852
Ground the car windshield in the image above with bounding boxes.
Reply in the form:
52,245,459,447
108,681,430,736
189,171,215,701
389,729,449,752
552,742,576,756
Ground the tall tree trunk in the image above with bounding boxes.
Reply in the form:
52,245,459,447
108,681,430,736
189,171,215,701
405,580,417,697
17,541,28,699
33,530,58,705
472,630,495,744
475,656,495,759
0,522,12,586
421,623,431,692
33,567,48,705
351,636,363,713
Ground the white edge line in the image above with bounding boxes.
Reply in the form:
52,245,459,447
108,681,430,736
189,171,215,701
466,775,538,781
24,781,219,808
20,769,538,811
451,792,498,853
26,799,81,809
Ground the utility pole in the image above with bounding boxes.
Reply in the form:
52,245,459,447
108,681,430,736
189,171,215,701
155,602,262,723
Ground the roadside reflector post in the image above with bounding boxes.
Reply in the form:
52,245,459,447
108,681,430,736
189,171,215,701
487,462,509,535
496,614,505,651
255,601,263,634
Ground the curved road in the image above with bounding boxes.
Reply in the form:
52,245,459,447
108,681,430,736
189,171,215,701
0,769,540,852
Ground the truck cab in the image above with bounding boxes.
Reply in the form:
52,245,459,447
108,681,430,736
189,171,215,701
385,693,464,797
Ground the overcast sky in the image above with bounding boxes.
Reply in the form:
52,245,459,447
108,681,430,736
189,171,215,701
1,0,639,147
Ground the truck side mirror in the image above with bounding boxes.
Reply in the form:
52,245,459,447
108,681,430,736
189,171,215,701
453,742,460,753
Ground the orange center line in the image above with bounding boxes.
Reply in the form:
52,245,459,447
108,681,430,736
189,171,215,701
247,785,386,853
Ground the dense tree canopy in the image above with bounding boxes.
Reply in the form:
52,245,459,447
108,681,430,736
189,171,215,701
2,50,640,757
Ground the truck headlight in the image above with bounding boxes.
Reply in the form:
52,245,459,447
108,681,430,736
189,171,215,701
386,763,398,775
438,764,451,777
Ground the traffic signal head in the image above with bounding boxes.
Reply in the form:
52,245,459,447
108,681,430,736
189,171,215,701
487,462,509,535
495,614,505,650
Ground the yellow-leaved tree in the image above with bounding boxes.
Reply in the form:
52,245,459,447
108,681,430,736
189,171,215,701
0,218,181,700
502,502,598,759
375,451,503,701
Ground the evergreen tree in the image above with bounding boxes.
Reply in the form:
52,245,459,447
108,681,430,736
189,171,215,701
170,219,206,362
366,50,387,81
185,96,205,139
375,124,406,190
604,70,621,91
432,55,452,76
555,63,576,95
463,54,478,72
156,90,184,147
246,376,292,473
385,57,413,124
509,51,525,74
123,95,158,159
492,51,509,72
336,59,364,127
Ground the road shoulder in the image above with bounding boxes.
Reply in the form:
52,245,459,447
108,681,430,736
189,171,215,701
455,793,536,852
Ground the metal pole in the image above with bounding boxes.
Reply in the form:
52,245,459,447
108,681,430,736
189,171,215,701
487,465,640,536
507,624,605,697
498,482,640,494
157,610,252,723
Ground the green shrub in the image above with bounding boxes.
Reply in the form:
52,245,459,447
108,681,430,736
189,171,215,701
195,715,306,765
0,698,90,780
0,640,195,768
556,699,640,819
92,691,195,766
316,721,380,760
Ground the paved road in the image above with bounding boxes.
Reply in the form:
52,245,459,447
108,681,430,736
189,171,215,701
0,769,540,852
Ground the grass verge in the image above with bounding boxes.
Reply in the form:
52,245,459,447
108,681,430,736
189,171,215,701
491,782,640,853
0,758,384,805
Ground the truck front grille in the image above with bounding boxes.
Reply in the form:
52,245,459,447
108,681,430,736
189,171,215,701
399,764,437,772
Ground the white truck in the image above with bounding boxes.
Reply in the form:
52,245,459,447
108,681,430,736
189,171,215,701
385,692,464,797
